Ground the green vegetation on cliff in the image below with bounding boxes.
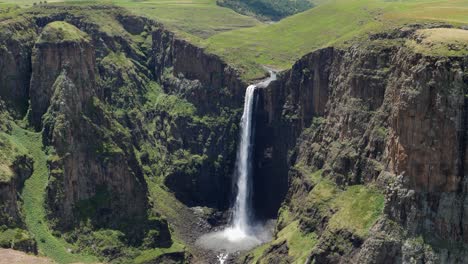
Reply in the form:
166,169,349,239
0,228,31,248
38,21,89,44
249,167,385,262
12,125,96,263
0,133,28,182
217,0,314,21
328,185,385,237
299,167,385,236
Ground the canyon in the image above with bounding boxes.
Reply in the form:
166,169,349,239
0,3,466,264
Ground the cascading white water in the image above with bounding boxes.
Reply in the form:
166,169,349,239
196,70,277,256
231,83,256,236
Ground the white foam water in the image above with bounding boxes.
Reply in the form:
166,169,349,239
196,71,277,258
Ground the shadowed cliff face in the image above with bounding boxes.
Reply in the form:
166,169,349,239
253,48,333,219
0,18,37,117
254,30,468,262
152,28,248,209
28,21,149,230
30,23,96,130
1,5,468,263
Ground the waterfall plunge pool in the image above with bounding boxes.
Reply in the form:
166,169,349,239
195,71,277,257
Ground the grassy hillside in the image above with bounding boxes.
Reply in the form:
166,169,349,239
111,0,262,38
0,0,261,38
217,0,314,21
12,125,97,263
2,0,467,79
202,0,468,79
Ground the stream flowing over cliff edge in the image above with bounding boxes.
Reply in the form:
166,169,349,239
0,5,467,263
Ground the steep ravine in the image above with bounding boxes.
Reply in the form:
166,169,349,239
0,4,250,263
248,28,468,263
0,4,467,264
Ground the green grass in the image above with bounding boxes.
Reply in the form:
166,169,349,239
0,228,32,248
294,163,323,184
273,220,318,263
5,0,467,81
38,21,89,43
306,177,338,214
201,0,468,79
111,0,261,39
406,28,468,57
134,241,185,264
301,169,384,237
217,0,313,21
247,219,317,264
12,125,97,263
252,168,384,262
293,166,385,238
2,0,261,39
0,132,28,182
248,243,270,263
329,185,385,237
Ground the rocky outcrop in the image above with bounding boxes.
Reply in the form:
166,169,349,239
29,21,96,129
0,17,37,116
256,30,468,262
253,47,333,219
28,21,148,229
150,28,248,209
0,155,33,228
385,51,466,192
153,28,247,114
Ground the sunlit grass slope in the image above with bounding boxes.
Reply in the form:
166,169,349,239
2,0,467,79
111,0,262,38
202,0,468,79
11,125,97,263
0,0,261,38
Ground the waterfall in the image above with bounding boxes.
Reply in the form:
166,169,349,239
230,71,276,234
196,70,277,254
231,84,257,234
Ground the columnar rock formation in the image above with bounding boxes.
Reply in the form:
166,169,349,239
255,28,468,262
0,5,467,263
27,21,149,228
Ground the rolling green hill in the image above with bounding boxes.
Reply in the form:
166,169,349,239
112,0,262,38
217,0,314,21
201,0,468,79
1,0,467,82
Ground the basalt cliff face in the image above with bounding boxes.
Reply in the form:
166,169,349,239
0,5,248,262
0,4,467,264
252,28,468,263
151,27,246,209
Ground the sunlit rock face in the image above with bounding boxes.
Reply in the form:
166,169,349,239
253,31,468,262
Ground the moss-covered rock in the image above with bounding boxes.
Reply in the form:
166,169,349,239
37,21,89,44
